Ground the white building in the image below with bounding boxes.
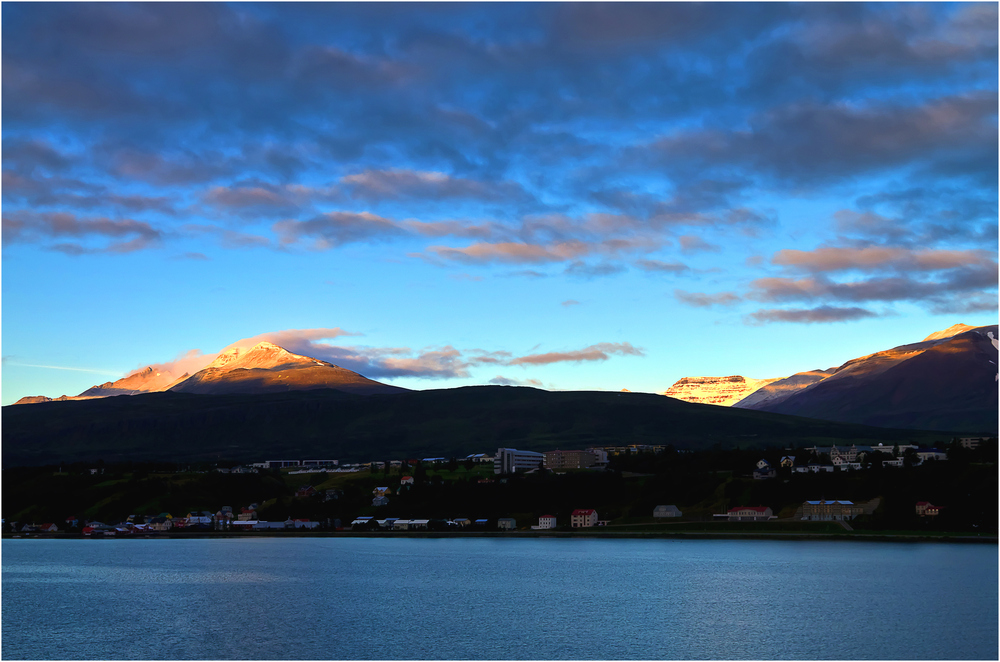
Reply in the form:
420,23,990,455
727,506,773,521
916,449,948,462
532,515,557,530
653,505,682,518
494,448,545,474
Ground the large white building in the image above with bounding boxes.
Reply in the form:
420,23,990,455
494,448,545,474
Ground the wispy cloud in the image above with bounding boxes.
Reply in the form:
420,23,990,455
674,290,742,308
745,306,879,325
488,375,543,387
5,362,122,376
508,342,644,366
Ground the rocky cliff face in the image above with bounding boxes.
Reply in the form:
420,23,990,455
662,375,782,407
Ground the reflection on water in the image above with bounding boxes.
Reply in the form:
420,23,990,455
3,537,997,660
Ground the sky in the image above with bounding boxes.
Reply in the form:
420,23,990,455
2,2,998,405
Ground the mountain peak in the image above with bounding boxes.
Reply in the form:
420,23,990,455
923,323,974,342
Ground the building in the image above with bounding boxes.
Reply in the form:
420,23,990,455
916,449,948,462
544,449,599,470
494,448,545,474
806,444,917,462
916,502,943,517
780,456,795,468
727,506,773,522
571,509,599,528
653,505,682,518
400,476,414,485
532,515,557,529
801,500,864,521
147,517,173,531
497,518,517,530
753,460,776,480
958,437,990,450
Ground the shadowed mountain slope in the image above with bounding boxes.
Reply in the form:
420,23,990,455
740,326,998,432
2,386,954,467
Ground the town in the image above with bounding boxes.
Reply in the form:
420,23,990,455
6,436,994,538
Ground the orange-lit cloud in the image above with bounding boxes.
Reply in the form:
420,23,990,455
746,306,879,325
772,246,995,272
509,342,644,366
674,290,742,308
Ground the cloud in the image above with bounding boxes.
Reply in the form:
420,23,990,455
508,342,644,366
674,290,742,308
563,261,626,279
635,259,689,274
273,212,408,249
749,266,998,305
4,362,122,376
426,241,588,264
488,375,543,387
561,299,581,307
2,171,178,215
745,242,999,318
342,169,534,204
2,210,162,253
746,306,879,325
202,182,313,215
678,235,721,253
127,348,219,380
224,328,363,353
641,91,998,187
771,246,996,273
2,139,73,173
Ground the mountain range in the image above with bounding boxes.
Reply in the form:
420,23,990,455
15,341,403,404
663,323,998,433
10,323,998,440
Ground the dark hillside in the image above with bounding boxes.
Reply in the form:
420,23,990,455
2,386,953,467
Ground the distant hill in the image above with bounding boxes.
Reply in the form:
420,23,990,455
1,386,954,467
734,325,998,433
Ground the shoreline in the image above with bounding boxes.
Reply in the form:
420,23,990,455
3,530,995,544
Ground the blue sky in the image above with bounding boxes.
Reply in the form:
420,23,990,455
2,2,997,405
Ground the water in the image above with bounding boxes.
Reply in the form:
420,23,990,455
2,537,996,660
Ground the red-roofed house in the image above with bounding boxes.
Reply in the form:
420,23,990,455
38,523,59,532
571,509,598,528
916,502,943,517
400,476,414,485
727,506,773,522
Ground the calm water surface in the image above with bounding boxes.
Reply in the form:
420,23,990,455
2,537,996,660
